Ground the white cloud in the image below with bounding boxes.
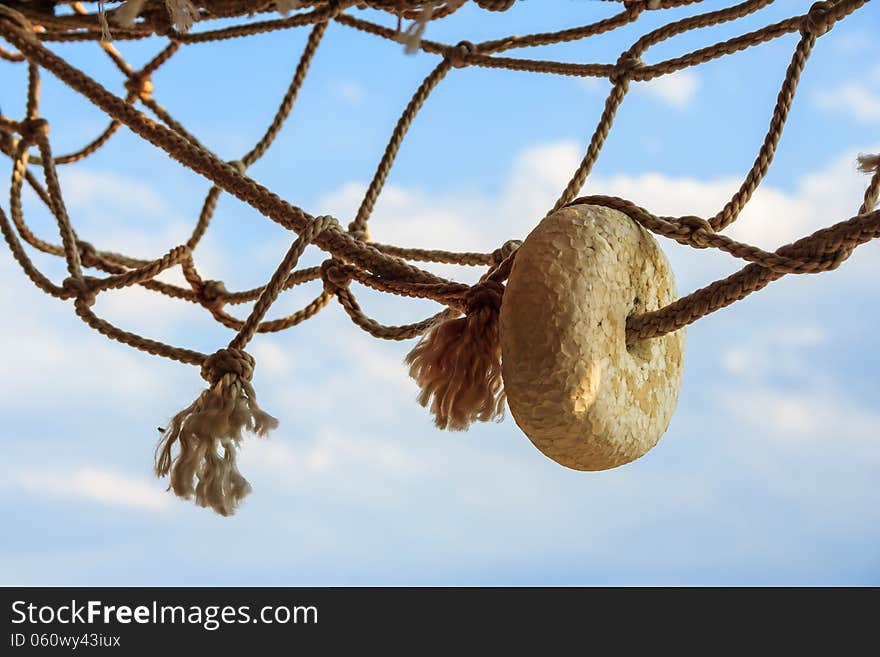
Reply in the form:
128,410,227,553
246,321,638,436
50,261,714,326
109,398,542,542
4,140,875,422
634,71,700,110
719,325,826,379
0,269,166,406
714,324,878,457
58,168,168,218
241,427,420,483
16,467,171,511
719,386,880,448
815,82,880,123
330,80,365,104
251,339,292,378
579,72,699,110
2,138,880,585
577,77,608,94
828,31,878,54
321,138,874,278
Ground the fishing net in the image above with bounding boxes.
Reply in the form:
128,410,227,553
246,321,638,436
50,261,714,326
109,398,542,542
0,0,876,514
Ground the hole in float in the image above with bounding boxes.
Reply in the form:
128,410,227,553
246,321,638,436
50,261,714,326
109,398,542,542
626,295,652,362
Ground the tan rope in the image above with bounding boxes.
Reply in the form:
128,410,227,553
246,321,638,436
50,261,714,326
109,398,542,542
0,0,876,363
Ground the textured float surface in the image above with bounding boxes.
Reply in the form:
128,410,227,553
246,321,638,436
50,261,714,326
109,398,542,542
500,204,685,471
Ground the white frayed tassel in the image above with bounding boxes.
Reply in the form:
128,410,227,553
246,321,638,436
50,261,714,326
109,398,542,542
114,0,148,27
165,0,198,32
397,2,438,54
276,0,305,16
155,348,277,516
396,1,466,54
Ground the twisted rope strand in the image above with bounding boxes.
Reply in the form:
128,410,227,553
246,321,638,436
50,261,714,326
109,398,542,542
0,0,876,367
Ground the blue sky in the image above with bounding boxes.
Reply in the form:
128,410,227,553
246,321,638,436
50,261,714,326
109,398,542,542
1,0,878,585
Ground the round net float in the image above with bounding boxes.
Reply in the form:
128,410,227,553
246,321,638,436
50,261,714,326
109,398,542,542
0,1,876,515
500,204,685,471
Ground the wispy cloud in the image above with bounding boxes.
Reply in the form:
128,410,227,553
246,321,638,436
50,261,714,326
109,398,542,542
330,80,365,104
579,71,699,110
3,140,879,585
635,71,700,110
16,467,171,511
815,81,880,123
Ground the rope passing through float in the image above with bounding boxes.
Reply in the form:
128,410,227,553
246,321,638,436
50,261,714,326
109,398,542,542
0,1,878,514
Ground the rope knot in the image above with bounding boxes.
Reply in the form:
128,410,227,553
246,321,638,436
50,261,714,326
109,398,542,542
676,215,715,249
158,346,276,515
76,239,99,267
306,214,339,240
489,239,521,267
612,52,643,84
347,221,371,241
227,159,246,174
447,40,476,68
18,118,49,141
464,280,504,314
406,279,506,431
200,348,255,385
62,276,98,307
802,1,835,36
198,279,228,308
124,73,154,100
320,259,351,294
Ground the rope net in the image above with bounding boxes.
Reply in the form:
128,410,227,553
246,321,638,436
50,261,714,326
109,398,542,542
0,0,877,513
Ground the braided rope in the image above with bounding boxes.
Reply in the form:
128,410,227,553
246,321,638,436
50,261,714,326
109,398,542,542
0,0,876,369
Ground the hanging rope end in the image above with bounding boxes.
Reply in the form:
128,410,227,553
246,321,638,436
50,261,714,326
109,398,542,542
405,281,506,431
154,348,277,516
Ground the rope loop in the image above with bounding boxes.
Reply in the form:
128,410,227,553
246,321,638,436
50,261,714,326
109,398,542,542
124,73,154,100
676,215,715,249
62,276,98,307
489,239,521,267
18,117,49,141
801,1,835,36
75,240,99,267
200,347,255,385
347,222,371,241
304,213,339,241
198,279,228,309
464,279,503,314
447,40,477,68
611,51,643,84
320,258,351,294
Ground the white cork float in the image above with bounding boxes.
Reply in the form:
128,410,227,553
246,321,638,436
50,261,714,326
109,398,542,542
499,204,685,470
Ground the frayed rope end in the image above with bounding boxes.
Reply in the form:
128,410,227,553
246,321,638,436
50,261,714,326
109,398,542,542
155,348,277,516
406,280,506,431
857,153,880,175
165,0,198,33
